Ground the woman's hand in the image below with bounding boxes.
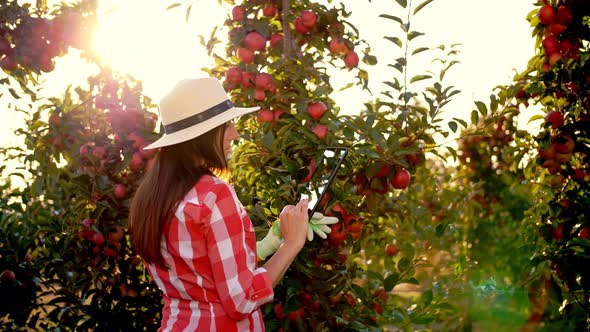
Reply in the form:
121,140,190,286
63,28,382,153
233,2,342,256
278,199,309,250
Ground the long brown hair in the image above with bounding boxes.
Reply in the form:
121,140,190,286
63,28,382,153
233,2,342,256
129,124,228,269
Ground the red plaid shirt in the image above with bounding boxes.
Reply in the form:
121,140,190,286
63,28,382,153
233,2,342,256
146,175,274,331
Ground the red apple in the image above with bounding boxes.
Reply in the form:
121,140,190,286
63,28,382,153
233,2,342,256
579,227,589,239
572,169,585,181
548,23,567,35
294,17,310,34
232,6,244,21
0,55,17,71
0,270,16,282
257,109,273,123
559,39,572,53
245,31,266,52
537,5,556,25
307,101,327,120
130,152,144,172
375,164,390,177
103,246,118,257
269,33,283,48
542,36,560,55
307,301,321,312
254,89,265,101
556,6,573,25
92,232,105,246
0,38,11,55
226,67,242,85
551,135,574,154
391,169,411,189
312,125,328,140
241,72,255,88
114,184,126,199
255,73,273,90
236,47,254,63
544,110,563,128
49,113,61,126
551,224,563,240
372,303,384,314
407,153,421,165
287,307,305,322
538,146,556,160
262,5,276,17
385,243,400,257
300,291,312,303
300,10,317,27
39,53,54,72
108,225,125,242
548,52,562,65
274,303,286,320
329,38,349,55
344,51,359,69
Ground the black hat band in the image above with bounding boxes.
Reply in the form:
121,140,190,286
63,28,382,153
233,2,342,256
163,99,234,134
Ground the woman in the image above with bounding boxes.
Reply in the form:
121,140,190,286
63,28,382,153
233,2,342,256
129,77,310,331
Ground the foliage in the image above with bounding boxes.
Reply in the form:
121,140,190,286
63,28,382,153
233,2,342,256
198,0,475,330
2,0,588,331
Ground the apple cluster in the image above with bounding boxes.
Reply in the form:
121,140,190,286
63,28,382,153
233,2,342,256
78,218,126,259
354,164,413,197
536,3,579,69
0,11,89,74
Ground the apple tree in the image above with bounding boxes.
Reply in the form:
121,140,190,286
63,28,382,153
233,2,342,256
509,0,590,330
194,0,476,330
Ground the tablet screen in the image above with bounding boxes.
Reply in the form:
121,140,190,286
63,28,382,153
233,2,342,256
300,147,348,217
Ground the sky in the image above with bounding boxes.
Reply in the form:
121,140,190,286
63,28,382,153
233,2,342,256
1,0,538,152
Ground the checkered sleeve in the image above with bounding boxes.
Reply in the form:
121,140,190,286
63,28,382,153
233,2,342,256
204,181,274,321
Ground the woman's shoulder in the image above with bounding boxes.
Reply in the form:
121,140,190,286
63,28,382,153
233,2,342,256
189,175,236,203
194,174,232,191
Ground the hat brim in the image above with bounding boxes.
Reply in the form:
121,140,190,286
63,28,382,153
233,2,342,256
143,106,260,150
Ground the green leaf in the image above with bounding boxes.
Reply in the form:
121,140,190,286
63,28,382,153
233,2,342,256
379,14,403,25
410,74,431,84
408,31,424,41
423,289,433,306
435,221,448,236
471,110,479,125
414,0,435,14
398,256,412,271
528,114,544,124
364,54,378,65
396,0,408,8
384,36,403,48
448,121,457,133
383,80,401,91
166,3,182,10
490,94,498,112
475,101,487,116
384,272,400,291
452,117,468,128
8,88,20,99
185,5,192,22
412,315,436,324
411,47,429,55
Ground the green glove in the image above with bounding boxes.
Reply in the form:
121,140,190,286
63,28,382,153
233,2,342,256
308,212,339,241
256,220,283,261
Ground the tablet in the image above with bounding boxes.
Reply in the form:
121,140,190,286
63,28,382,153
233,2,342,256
300,147,349,217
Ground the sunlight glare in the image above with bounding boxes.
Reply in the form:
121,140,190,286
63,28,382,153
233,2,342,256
94,0,224,100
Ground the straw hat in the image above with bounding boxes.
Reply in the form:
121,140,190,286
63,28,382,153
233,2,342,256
143,77,260,150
